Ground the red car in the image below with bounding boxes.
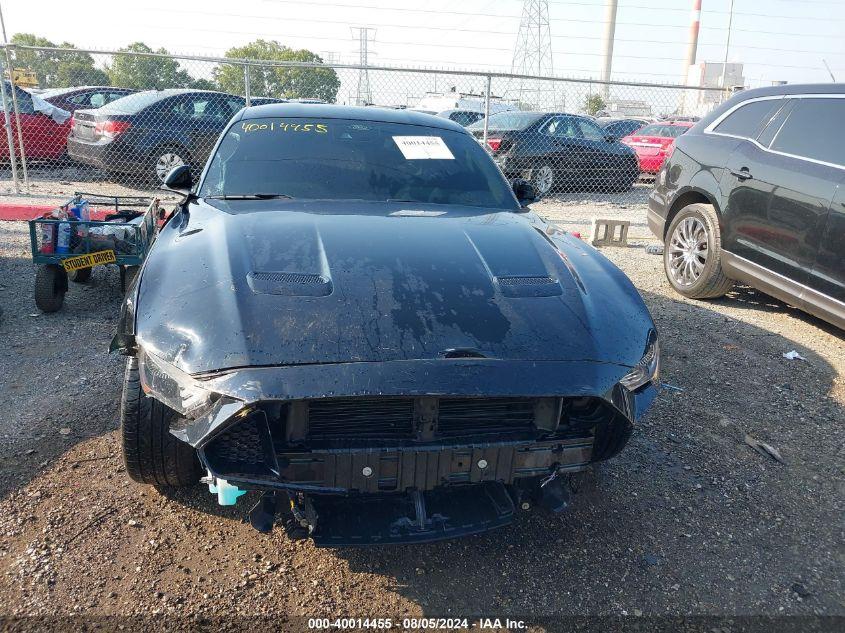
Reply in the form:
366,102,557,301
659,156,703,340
1,81,72,161
621,121,694,174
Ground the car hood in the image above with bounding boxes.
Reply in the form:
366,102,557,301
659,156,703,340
134,199,654,374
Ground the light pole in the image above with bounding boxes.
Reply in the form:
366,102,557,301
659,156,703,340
720,0,735,97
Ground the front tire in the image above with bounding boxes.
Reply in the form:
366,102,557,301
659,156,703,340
663,203,734,299
120,356,202,488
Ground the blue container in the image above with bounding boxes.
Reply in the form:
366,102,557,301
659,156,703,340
56,222,72,254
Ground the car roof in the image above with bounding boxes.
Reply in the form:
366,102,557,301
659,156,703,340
239,103,467,132
695,83,845,131
730,83,845,99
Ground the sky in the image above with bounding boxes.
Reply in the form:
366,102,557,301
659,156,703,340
2,0,843,110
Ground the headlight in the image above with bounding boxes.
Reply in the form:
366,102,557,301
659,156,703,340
138,348,218,418
620,330,660,391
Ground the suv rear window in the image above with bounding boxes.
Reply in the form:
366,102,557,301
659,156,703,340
770,98,845,167
713,98,783,139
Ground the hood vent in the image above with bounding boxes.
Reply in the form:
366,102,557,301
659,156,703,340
495,275,562,298
247,271,333,297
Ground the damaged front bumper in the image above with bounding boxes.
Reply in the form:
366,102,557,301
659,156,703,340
147,358,658,544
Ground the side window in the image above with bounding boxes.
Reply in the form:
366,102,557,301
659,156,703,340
226,98,245,115
757,100,795,147
577,118,605,141
67,93,88,105
770,98,845,166
107,92,129,103
88,93,106,108
712,98,783,139
544,117,581,139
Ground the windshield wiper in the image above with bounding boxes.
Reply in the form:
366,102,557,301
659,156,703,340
207,193,294,200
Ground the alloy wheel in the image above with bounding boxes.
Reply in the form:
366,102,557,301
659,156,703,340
534,165,554,195
155,152,186,183
668,216,708,286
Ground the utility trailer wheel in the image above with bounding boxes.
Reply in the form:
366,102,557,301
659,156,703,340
68,267,92,283
34,264,68,312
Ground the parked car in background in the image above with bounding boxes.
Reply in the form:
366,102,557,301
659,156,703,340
67,89,245,183
648,83,845,330
437,109,485,127
1,80,71,161
596,117,648,140
468,111,639,196
37,86,137,113
621,121,694,175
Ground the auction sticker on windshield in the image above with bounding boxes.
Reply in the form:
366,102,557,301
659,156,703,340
392,136,455,159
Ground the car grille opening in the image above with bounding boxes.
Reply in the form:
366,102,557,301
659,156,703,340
307,398,416,440
437,398,536,437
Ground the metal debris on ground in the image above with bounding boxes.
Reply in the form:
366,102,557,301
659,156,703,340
645,244,664,255
744,434,786,465
782,350,807,361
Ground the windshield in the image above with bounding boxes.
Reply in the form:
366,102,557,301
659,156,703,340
198,117,518,209
467,112,544,132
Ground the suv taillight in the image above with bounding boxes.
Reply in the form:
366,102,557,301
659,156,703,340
96,120,131,138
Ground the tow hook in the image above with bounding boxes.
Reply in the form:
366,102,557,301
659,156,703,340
538,470,571,513
248,490,316,539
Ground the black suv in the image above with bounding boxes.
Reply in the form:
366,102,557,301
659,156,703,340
648,84,844,330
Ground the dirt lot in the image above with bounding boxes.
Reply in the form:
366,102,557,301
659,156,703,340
0,200,842,630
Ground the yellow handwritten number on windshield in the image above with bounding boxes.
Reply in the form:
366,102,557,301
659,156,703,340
241,122,328,133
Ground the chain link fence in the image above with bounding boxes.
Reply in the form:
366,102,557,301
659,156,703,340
1,45,725,206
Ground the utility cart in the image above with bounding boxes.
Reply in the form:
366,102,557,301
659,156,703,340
28,193,161,312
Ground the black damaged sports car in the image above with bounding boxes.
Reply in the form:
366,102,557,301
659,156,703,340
112,104,660,545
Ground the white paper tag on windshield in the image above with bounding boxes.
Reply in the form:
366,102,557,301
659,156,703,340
392,136,455,159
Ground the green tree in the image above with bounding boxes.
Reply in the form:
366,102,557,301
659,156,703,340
189,78,216,91
106,42,192,90
214,39,340,102
10,34,109,88
584,94,607,116
53,44,109,86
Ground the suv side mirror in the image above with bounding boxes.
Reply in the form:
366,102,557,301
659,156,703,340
162,164,193,197
511,178,536,207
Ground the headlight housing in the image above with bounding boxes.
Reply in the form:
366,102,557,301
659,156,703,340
619,330,660,391
138,348,219,419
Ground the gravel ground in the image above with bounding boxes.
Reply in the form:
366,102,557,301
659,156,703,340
0,200,842,629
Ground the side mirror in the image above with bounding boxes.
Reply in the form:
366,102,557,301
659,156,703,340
162,164,193,197
511,178,536,207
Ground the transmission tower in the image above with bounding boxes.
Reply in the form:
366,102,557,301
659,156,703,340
351,27,376,106
510,0,554,108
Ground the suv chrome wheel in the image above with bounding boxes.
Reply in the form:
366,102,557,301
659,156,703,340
668,216,708,286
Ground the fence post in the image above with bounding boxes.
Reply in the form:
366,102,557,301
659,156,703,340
482,74,491,149
244,63,251,106
3,46,28,192
0,54,19,194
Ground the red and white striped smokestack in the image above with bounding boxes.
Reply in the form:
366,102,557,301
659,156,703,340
683,0,702,84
